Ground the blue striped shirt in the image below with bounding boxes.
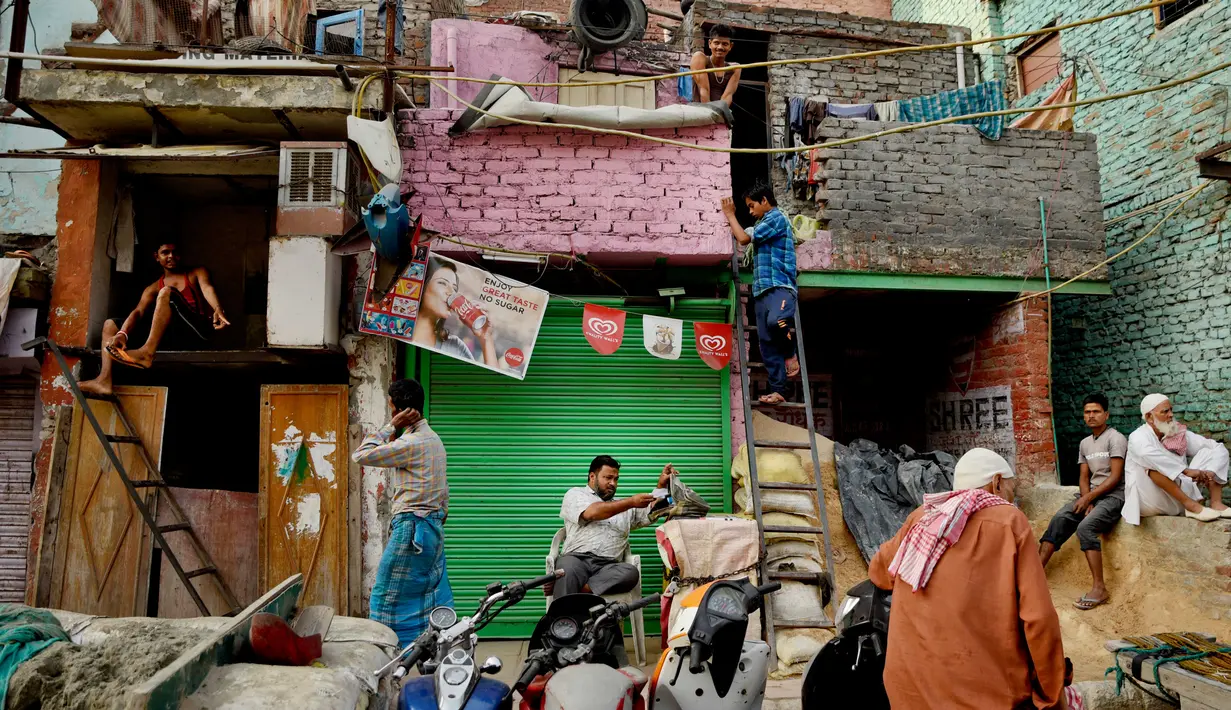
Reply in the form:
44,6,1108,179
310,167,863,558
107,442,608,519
748,208,797,296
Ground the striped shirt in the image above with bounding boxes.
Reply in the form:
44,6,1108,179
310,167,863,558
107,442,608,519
353,419,449,517
748,208,797,296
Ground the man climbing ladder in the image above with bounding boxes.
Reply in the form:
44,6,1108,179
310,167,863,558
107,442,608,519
721,184,800,405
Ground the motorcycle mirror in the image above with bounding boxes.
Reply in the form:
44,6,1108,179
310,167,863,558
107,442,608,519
480,657,503,675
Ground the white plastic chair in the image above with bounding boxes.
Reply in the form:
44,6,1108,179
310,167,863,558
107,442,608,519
545,527,647,666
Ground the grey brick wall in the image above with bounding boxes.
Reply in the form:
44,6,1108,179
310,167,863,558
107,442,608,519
810,121,1105,278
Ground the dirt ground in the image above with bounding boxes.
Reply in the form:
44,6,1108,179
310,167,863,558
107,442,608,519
7,620,211,710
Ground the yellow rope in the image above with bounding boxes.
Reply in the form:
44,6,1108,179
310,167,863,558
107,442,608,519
398,1,1175,89
1006,181,1213,305
429,56,1231,155
352,74,383,190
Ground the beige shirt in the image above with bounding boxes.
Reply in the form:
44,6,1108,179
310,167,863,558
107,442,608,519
559,486,651,559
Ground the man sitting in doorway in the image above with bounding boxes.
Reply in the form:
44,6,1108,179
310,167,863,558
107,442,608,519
721,183,800,405
690,24,742,107
80,241,229,395
551,456,677,599
1124,393,1230,524
1038,393,1126,611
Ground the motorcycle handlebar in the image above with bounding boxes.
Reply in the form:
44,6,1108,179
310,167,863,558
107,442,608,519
512,657,546,694
625,593,661,612
523,570,565,591
399,643,428,673
756,582,782,596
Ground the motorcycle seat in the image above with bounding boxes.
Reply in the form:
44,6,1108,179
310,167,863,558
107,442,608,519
617,666,648,694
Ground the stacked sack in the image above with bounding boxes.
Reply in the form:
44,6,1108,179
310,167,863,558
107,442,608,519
731,412,838,677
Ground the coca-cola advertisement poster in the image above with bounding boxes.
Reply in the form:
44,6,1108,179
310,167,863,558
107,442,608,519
410,253,549,380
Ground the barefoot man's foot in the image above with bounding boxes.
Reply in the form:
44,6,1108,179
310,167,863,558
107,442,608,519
759,392,786,404
78,378,113,397
785,356,800,378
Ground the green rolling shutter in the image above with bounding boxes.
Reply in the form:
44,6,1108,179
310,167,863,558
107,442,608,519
424,301,731,637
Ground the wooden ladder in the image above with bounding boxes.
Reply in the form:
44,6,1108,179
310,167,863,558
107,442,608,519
730,251,837,667
29,336,241,617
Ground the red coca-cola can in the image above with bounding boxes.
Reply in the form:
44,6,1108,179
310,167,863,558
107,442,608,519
448,294,488,331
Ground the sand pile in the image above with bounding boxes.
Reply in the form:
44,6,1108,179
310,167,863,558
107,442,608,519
7,620,211,709
1020,487,1231,683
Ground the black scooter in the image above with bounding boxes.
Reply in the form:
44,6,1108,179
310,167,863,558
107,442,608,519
801,579,891,710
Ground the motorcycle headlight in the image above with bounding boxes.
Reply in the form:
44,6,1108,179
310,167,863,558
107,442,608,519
836,594,860,632
443,667,469,686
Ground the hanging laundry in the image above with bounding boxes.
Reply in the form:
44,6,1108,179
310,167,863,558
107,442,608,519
826,102,880,121
788,97,806,136
874,100,901,122
803,96,828,144
897,79,1007,140
808,149,822,186
1010,74,1077,132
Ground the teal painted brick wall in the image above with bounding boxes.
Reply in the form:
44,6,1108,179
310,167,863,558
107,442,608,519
892,0,1006,81
900,0,1231,481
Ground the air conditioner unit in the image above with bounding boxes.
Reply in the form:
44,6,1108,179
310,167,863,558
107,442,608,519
276,141,365,236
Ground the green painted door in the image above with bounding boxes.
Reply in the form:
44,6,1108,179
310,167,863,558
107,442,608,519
425,301,731,637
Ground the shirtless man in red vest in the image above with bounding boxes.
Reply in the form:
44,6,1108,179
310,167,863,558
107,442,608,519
80,241,229,395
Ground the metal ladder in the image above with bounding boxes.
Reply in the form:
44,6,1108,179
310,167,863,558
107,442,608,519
730,251,837,667
29,336,241,617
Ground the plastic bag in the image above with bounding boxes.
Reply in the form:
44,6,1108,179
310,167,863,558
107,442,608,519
648,474,711,522
790,214,819,244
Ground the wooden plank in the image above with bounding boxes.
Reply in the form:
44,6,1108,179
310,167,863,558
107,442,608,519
259,385,349,614
156,488,258,619
1108,641,1231,709
291,605,334,639
50,387,167,616
125,574,305,710
27,405,69,606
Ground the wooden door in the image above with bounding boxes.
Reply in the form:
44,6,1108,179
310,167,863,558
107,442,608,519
259,385,349,612
51,386,167,616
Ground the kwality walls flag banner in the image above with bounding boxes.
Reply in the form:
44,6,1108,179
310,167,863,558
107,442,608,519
410,253,549,380
582,303,626,355
693,322,733,370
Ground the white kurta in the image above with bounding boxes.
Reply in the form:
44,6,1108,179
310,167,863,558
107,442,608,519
1123,424,1230,525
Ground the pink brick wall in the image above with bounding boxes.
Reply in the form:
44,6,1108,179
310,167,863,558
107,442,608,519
429,20,685,112
400,109,734,266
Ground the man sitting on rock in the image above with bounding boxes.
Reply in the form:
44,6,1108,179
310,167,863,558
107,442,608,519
1124,393,1230,524
1038,393,1126,611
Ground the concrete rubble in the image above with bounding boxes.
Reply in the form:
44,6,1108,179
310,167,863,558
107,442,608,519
6,610,397,709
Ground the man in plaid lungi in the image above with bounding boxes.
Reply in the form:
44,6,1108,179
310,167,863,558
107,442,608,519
353,378,453,646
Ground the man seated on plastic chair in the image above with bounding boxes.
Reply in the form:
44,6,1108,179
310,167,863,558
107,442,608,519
548,456,677,599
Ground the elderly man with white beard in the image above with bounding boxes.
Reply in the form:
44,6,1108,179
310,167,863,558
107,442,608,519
1124,393,1230,524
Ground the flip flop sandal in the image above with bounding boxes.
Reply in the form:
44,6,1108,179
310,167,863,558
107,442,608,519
1073,596,1108,611
106,344,148,369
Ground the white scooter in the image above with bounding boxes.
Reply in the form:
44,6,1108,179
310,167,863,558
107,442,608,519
650,577,780,709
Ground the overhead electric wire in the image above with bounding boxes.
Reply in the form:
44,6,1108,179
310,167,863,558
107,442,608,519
427,55,1231,155
1,2,1179,89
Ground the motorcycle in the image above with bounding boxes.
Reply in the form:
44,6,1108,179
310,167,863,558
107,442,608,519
800,578,891,710
513,591,662,709
649,577,780,709
376,570,564,710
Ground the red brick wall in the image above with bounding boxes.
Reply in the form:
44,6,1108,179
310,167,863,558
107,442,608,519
400,109,732,266
939,300,1057,487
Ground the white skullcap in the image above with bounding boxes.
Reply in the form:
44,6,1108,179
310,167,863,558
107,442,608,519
1140,393,1170,419
953,448,1015,491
